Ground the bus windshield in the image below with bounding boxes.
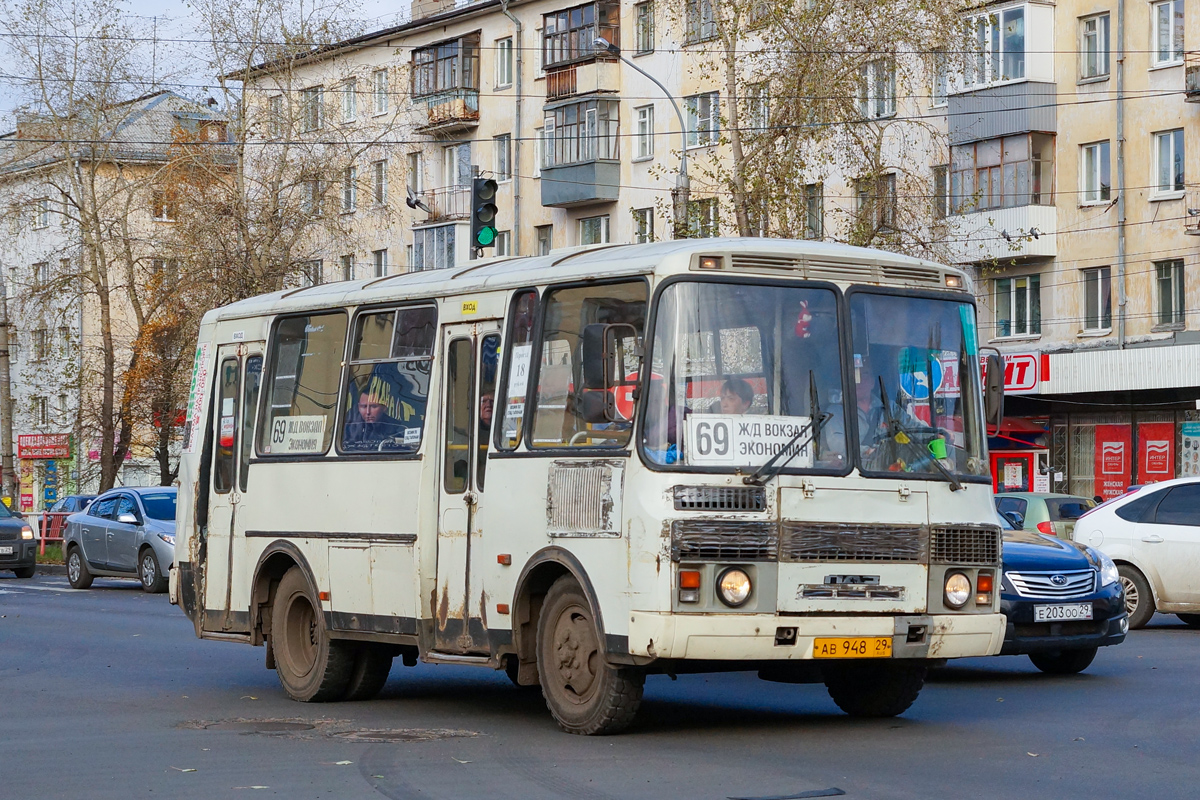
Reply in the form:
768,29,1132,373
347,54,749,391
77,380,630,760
848,291,989,481
641,280,848,471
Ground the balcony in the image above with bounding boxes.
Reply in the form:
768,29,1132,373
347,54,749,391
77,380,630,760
945,205,1057,263
416,88,479,133
540,160,620,208
1187,52,1200,102
546,60,619,102
417,184,471,222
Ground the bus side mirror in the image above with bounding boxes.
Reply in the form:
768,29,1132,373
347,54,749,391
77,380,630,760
581,323,609,390
983,351,1004,429
580,323,639,423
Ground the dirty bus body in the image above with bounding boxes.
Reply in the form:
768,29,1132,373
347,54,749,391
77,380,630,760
171,238,1006,734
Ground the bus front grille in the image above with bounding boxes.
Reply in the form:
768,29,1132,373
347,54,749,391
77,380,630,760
673,486,766,512
930,525,1001,565
779,522,926,563
671,520,777,561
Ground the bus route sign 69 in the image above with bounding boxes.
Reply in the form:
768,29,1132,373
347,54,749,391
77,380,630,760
685,415,814,468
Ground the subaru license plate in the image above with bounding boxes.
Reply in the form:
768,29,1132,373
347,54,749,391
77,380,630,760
1033,603,1093,622
0,546,12,555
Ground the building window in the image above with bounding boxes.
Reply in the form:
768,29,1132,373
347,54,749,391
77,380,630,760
496,230,512,255
932,166,950,218
342,166,357,212
150,189,176,222
300,86,323,132
635,105,654,159
633,207,654,243
687,198,718,238
1156,259,1185,326
412,34,481,97
685,91,719,148
340,254,355,281
635,1,655,54
931,50,948,107
685,0,716,44
1080,141,1111,204
443,144,461,187
58,326,70,356
301,177,322,216
543,99,620,166
372,70,389,114
1154,129,1184,194
859,59,896,119
372,248,388,277
855,174,897,233
1080,14,1110,79
964,6,1026,87
496,37,514,88
33,328,47,360
341,78,357,121
301,259,323,287
412,225,456,270
1152,0,1184,67
542,0,619,70
268,95,284,137
407,152,424,194
802,183,823,238
995,275,1041,337
35,397,47,426
950,133,1055,212
494,134,512,181
747,82,769,132
31,261,48,288
536,224,553,255
33,198,50,229
1083,266,1112,331
372,160,388,205
579,215,610,245
150,258,178,288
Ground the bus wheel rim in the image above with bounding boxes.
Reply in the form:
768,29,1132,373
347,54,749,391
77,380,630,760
550,603,600,706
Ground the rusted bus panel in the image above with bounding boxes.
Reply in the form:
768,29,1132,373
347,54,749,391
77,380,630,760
546,460,623,537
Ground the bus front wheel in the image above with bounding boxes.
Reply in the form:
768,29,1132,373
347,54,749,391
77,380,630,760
536,576,644,735
271,566,353,702
823,661,926,717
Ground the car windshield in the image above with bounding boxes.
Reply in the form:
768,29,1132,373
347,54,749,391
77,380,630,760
641,281,847,471
0,502,13,518
848,291,989,481
141,492,177,521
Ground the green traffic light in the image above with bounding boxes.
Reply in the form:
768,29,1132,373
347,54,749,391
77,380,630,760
476,226,496,246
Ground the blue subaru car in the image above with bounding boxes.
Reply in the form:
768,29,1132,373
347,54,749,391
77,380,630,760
997,512,1128,673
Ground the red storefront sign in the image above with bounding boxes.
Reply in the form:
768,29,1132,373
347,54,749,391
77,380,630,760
17,433,71,459
1138,422,1175,484
978,351,1046,395
1095,424,1132,500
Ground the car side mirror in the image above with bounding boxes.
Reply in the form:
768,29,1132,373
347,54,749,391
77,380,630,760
1005,510,1024,528
982,350,1004,430
117,512,138,525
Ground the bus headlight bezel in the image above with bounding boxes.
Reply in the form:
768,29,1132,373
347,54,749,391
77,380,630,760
944,571,971,609
716,567,752,608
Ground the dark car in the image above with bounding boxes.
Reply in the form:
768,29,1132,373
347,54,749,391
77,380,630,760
48,495,97,514
0,501,37,578
998,514,1127,673
63,487,177,593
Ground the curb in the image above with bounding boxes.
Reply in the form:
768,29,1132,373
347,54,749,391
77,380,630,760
36,564,67,575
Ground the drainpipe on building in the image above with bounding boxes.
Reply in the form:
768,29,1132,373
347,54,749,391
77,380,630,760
501,0,523,256
0,276,15,502
1116,0,1128,349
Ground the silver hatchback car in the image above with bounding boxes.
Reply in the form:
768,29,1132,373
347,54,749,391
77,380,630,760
63,487,177,593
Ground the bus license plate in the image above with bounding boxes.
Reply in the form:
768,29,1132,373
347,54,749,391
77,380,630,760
0,546,12,555
1034,603,1093,622
812,637,892,659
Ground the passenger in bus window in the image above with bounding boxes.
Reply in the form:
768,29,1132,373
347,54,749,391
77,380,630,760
719,377,754,415
344,386,405,451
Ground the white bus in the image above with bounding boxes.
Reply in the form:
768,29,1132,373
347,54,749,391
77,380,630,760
171,238,1007,735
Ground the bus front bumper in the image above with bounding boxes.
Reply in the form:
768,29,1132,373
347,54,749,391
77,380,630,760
627,611,1005,661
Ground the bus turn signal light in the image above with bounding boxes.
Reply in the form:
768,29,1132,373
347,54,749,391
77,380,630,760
976,572,994,607
497,554,512,565
679,570,701,603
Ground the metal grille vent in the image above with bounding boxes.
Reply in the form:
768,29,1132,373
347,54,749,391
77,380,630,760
673,486,766,512
1006,570,1096,600
930,525,1000,565
0,528,18,541
729,255,801,271
880,264,943,287
780,522,926,563
671,520,777,561
547,462,619,537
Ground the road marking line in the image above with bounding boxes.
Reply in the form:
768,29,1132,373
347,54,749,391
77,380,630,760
6,583,85,592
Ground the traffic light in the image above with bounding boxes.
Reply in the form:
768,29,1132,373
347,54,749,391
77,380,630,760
471,177,498,249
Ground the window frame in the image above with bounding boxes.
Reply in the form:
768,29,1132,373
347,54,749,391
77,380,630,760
685,91,719,149
300,85,324,132
494,133,512,181
634,104,654,160
542,0,620,70
578,214,610,245
495,37,514,88
1082,266,1112,332
342,77,357,122
372,248,388,277
635,1,655,54
1079,13,1110,80
1080,140,1111,205
994,274,1042,338
633,207,655,243
1155,259,1185,327
961,5,1028,89
685,0,716,44
342,165,357,213
1151,0,1184,68
687,197,719,238
372,159,388,205
494,288,541,451
859,58,896,120
1152,128,1185,197
543,98,620,167
372,69,389,115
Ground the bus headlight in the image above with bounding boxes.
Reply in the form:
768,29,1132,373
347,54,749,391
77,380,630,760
716,568,752,607
944,572,971,609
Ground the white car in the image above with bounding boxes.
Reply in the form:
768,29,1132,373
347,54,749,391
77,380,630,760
1072,477,1200,630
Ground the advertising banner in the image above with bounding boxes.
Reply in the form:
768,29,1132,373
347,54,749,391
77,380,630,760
1180,422,1200,478
17,433,71,459
1137,422,1175,484
1094,424,1132,500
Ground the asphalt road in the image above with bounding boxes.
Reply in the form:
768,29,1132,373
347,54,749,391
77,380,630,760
1,571,1196,800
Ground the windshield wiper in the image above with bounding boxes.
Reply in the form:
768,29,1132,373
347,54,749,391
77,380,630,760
875,375,963,492
743,411,832,487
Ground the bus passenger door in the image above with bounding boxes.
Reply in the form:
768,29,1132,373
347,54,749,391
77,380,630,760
202,344,263,633
434,321,501,653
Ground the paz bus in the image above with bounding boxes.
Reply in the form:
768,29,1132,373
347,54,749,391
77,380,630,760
171,238,1007,735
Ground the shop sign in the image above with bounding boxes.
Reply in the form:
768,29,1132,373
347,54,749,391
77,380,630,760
1181,422,1200,478
17,433,71,459
1138,422,1175,484
19,493,33,512
979,352,1042,395
1094,424,1132,500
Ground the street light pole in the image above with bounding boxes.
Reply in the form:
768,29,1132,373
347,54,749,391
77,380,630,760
594,38,690,239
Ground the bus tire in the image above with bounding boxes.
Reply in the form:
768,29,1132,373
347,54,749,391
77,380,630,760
823,661,926,718
270,566,353,702
342,646,393,701
536,576,644,735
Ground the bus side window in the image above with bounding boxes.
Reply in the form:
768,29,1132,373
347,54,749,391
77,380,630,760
443,338,474,493
477,334,499,488
497,290,538,450
258,311,347,456
239,355,262,491
213,358,240,494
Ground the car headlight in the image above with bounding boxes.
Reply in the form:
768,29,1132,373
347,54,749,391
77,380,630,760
1087,546,1119,587
20,526,33,540
716,568,752,607
158,533,176,546
944,572,971,609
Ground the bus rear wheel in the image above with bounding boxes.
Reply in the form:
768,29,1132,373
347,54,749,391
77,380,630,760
536,576,644,735
270,567,353,702
823,661,926,718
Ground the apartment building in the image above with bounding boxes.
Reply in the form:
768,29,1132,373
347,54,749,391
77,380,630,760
947,0,1200,499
